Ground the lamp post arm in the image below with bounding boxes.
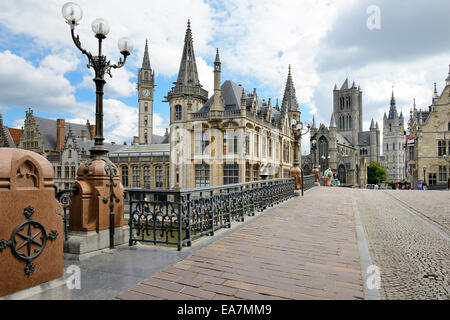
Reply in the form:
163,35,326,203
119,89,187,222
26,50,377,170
70,27,93,62
106,54,128,78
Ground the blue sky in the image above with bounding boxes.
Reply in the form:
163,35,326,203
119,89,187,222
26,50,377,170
0,0,449,153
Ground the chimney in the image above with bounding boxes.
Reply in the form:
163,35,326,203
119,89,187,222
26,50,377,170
89,124,95,140
81,130,87,142
56,119,66,151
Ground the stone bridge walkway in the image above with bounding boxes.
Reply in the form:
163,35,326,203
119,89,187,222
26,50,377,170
118,187,366,300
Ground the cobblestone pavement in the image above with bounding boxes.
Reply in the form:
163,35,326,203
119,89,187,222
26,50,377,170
118,187,365,300
353,189,450,300
383,190,450,235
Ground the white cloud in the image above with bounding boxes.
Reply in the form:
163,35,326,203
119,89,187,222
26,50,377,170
78,66,136,98
0,50,85,112
40,49,80,75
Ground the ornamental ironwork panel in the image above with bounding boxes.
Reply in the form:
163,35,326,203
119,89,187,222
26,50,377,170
0,206,58,275
125,178,298,251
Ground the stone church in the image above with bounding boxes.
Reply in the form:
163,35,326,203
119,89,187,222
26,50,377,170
305,79,380,186
381,90,406,182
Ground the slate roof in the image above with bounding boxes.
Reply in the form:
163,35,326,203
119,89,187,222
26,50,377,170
34,116,91,152
199,80,283,125
110,143,170,157
358,131,371,146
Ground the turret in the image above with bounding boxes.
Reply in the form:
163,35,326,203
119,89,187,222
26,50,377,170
210,48,223,112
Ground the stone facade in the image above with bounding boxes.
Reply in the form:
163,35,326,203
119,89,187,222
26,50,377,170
308,79,379,187
166,21,301,189
406,66,450,189
16,108,122,191
381,90,406,182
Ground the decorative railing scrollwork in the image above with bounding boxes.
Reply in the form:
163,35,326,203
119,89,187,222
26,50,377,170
126,178,301,251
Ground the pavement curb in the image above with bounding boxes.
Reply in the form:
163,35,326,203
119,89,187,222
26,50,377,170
351,189,382,300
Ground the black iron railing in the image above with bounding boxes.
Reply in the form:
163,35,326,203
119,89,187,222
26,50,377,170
125,178,295,251
303,175,316,192
55,187,79,241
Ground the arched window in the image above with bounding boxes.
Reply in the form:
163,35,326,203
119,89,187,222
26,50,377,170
132,166,141,187
303,164,311,175
144,71,149,80
319,136,329,170
349,115,352,129
155,166,163,188
143,166,151,188
121,166,129,187
253,164,259,181
338,164,346,184
175,105,182,121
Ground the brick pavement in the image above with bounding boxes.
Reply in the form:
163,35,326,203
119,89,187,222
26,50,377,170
117,187,365,300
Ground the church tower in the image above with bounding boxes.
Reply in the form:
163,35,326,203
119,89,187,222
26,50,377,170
137,39,155,145
166,20,209,189
382,88,405,181
333,79,363,146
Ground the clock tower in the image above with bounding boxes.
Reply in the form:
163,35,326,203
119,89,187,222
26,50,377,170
137,39,155,145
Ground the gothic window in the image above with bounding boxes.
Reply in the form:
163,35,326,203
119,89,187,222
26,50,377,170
386,143,389,151
144,119,148,127
175,105,182,121
68,147,72,158
133,166,141,187
388,124,392,132
195,131,210,155
223,163,239,185
195,163,210,187
71,166,76,178
224,132,238,155
144,166,151,188
144,71,149,80
121,166,129,187
155,166,163,188
269,137,273,158
245,134,250,155
254,133,259,157
319,136,329,169
144,103,148,112
65,165,69,178
438,166,447,182
246,163,250,182
57,166,62,178
253,164,259,181
338,165,346,184
349,115,352,129
438,141,446,156
262,135,266,158
393,143,395,151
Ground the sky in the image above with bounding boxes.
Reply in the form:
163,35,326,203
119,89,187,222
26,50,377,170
0,0,449,153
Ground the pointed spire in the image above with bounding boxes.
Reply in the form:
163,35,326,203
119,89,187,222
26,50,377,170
376,121,380,130
215,48,221,63
275,98,280,111
413,98,417,110
370,118,375,129
334,84,338,91
433,82,439,98
281,65,299,114
142,39,151,69
311,114,316,128
388,86,398,120
351,81,356,88
168,20,208,102
341,78,349,90
329,113,336,128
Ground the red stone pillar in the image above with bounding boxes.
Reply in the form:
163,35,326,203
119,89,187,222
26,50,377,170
0,148,63,297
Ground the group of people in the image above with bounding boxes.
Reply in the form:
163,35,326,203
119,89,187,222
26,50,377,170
322,168,339,187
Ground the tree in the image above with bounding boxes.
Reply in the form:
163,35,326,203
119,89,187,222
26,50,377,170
367,162,386,184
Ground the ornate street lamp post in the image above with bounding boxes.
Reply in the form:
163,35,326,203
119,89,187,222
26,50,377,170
62,2,133,160
62,2,133,250
290,119,310,196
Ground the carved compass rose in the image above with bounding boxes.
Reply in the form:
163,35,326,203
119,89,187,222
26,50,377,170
0,206,58,275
